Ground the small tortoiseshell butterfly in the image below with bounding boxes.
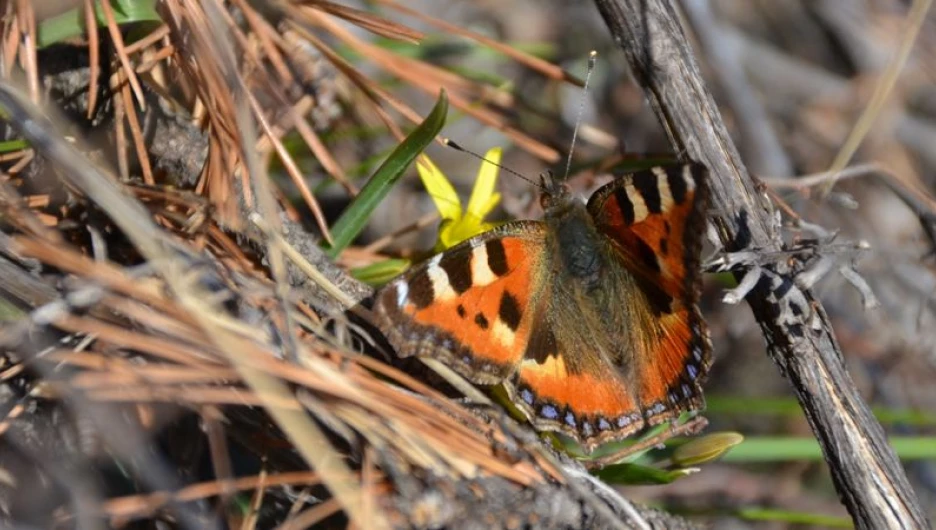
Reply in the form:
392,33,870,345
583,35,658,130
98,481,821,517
372,164,712,451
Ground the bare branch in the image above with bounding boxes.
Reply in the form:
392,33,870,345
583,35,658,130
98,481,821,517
591,1,930,528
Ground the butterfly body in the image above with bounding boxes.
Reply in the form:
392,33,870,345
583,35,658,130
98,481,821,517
373,164,712,451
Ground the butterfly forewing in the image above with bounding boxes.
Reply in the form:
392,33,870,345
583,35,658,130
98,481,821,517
372,222,549,385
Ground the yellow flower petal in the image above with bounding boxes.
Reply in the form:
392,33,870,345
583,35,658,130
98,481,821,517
468,192,501,223
416,155,461,220
465,147,502,221
437,219,496,250
436,221,461,251
422,147,503,251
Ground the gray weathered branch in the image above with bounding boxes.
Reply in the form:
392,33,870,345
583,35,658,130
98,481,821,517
591,1,930,528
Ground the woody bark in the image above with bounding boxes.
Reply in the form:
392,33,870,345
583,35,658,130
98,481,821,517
591,0,929,528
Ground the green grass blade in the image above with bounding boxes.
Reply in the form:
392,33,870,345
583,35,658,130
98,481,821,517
735,507,853,528
324,90,448,258
721,436,936,462
707,395,936,427
38,0,160,49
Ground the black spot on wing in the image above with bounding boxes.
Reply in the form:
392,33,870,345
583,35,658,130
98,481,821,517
613,187,635,225
439,251,472,294
474,312,489,330
407,273,434,310
667,166,688,204
498,291,522,331
631,235,672,313
485,239,509,277
659,238,669,255
525,325,557,365
632,172,662,214
634,237,661,273
641,279,674,317
457,304,467,318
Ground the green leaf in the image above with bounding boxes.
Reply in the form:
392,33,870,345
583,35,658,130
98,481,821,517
324,90,448,257
350,258,411,286
0,139,28,153
670,431,744,467
38,0,160,49
594,462,696,485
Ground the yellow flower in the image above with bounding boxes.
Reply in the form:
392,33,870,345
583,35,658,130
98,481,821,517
416,148,502,251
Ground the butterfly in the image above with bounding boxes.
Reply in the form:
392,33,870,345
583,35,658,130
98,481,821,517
371,163,712,451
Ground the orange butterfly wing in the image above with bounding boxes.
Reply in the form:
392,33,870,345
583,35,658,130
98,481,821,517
502,164,711,450
507,294,648,449
372,222,549,385
373,164,711,452
586,164,712,420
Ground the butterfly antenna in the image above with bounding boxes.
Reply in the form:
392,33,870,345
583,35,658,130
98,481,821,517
563,51,598,182
442,51,597,192
442,138,542,189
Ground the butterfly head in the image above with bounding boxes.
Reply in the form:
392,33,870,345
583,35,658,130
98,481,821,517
538,169,578,216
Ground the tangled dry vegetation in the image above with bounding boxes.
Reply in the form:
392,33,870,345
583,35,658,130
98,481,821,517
0,2,682,529
1,1,935,529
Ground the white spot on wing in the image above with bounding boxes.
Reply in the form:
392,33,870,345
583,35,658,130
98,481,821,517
624,181,649,222
470,241,496,286
426,254,455,301
492,319,515,347
653,167,674,211
395,281,408,307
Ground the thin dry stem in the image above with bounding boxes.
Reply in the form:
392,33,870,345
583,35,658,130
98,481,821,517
822,0,933,195
99,0,146,109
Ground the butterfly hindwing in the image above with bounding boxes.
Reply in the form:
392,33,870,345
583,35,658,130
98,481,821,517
586,164,712,420
372,222,549,385
507,283,648,449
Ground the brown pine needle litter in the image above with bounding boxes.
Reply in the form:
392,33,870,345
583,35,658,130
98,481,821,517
0,2,665,529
